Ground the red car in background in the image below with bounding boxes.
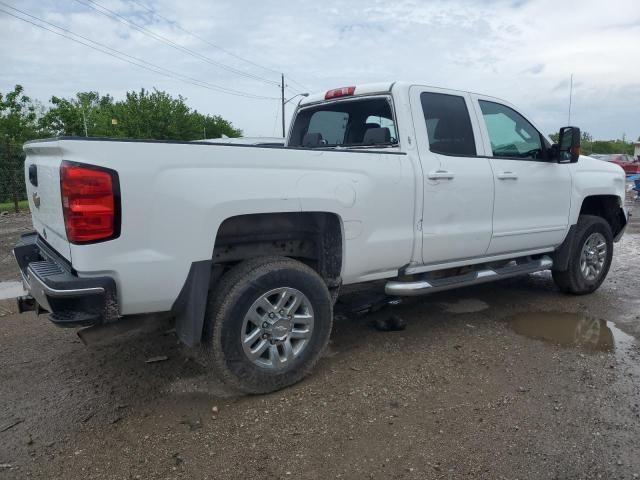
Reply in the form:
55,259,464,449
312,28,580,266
591,154,640,174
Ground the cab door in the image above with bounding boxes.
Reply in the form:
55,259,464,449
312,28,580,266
470,95,572,255
409,86,494,265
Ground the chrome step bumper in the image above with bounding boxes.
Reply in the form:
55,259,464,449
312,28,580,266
13,232,118,327
385,256,553,297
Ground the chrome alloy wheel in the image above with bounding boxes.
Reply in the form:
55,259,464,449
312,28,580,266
241,287,314,369
579,232,607,281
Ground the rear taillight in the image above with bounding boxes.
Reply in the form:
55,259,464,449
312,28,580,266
325,86,356,100
60,162,120,243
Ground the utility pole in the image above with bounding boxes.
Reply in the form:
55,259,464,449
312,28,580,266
281,73,286,138
281,91,310,138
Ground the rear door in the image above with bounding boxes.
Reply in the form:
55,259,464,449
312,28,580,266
23,142,71,260
410,86,494,265
471,96,571,254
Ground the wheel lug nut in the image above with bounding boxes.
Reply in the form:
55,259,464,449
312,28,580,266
262,322,269,328
279,309,285,315
268,312,276,319
262,334,268,339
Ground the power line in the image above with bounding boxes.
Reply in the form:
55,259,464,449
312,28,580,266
74,0,281,88
285,76,312,93
1,4,275,99
0,5,278,100
126,0,313,93
128,0,279,76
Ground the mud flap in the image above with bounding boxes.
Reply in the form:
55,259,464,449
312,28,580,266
172,260,212,347
551,224,577,272
613,207,629,242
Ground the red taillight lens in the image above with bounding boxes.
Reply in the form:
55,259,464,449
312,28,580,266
60,162,119,243
325,86,356,100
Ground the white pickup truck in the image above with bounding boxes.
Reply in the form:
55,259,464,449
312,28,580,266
14,81,629,393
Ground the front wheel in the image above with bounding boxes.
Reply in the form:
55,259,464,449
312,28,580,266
552,215,613,295
202,256,333,394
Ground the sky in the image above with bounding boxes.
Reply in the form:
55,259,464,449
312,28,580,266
1,0,639,140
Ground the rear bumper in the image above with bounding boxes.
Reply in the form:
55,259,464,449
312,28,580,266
13,232,118,327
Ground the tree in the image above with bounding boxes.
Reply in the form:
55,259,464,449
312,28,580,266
41,88,241,140
40,91,116,137
0,85,48,209
0,84,242,209
548,130,633,155
0,85,43,142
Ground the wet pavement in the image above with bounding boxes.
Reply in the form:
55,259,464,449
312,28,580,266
0,197,639,479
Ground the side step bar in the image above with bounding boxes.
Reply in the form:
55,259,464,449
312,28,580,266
385,256,553,297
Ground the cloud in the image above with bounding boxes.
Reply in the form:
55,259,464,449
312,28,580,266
522,63,545,75
0,0,639,139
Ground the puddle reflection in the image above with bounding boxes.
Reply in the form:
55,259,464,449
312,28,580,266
508,312,616,352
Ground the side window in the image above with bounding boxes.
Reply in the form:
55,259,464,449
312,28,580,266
479,101,544,159
365,115,397,142
420,92,476,156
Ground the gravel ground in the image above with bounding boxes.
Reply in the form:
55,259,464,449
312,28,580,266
0,197,639,479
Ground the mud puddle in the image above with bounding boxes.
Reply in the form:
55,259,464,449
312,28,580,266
507,311,635,353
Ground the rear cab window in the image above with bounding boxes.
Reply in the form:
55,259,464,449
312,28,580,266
420,92,476,156
289,96,398,148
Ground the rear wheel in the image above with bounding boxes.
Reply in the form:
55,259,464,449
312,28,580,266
552,215,613,295
202,256,333,394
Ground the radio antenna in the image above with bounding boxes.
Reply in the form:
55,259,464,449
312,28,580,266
568,74,573,125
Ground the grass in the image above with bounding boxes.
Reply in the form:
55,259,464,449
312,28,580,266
0,200,30,212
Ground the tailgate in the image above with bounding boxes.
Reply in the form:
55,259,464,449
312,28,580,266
23,141,71,261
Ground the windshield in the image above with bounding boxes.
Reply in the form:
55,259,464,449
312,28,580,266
288,96,397,148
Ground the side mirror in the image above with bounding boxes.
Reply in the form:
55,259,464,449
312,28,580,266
557,126,581,163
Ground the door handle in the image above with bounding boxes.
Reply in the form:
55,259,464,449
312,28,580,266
427,170,455,180
497,171,518,180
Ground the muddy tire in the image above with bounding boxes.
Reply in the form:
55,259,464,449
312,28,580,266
552,215,613,295
201,256,333,394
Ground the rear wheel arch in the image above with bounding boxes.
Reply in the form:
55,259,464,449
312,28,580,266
174,212,343,347
211,211,344,288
